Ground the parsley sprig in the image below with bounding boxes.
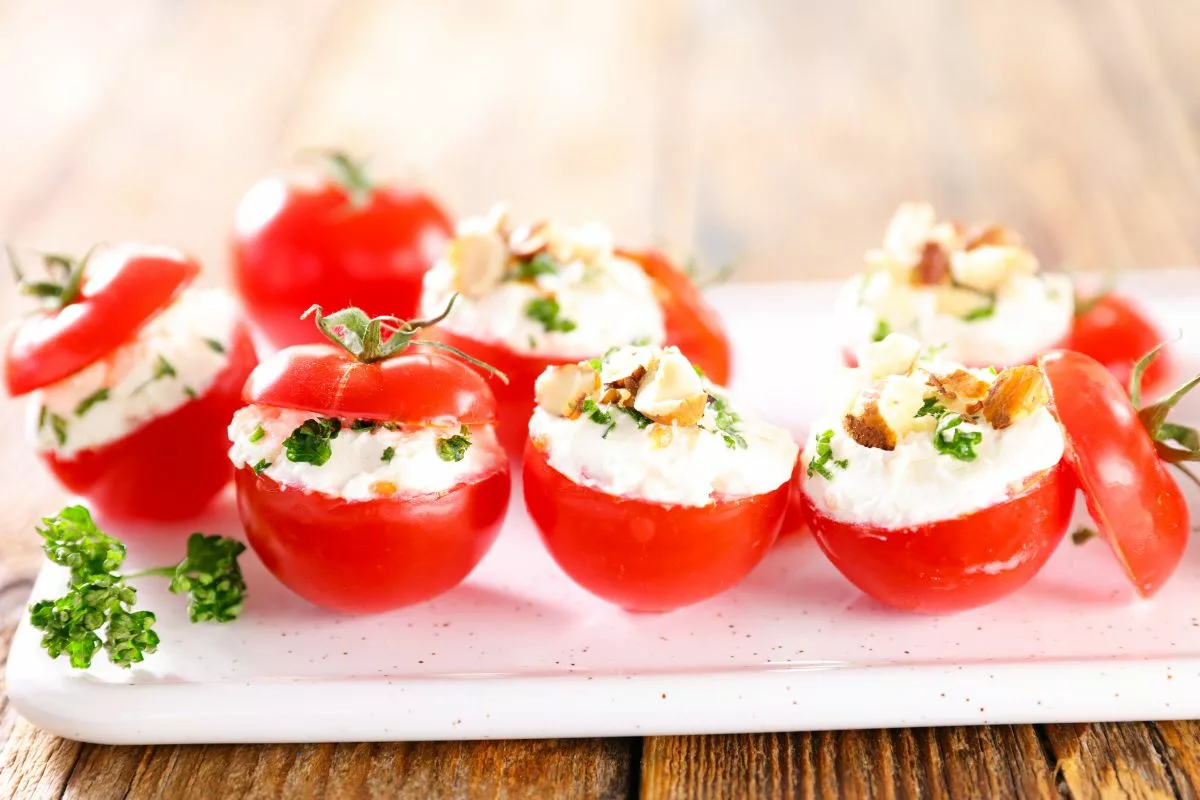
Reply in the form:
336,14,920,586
28,506,247,669
708,394,747,449
283,417,342,466
525,296,577,333
933,414,983,461
807,429,848,480
436,425,472,462
509,253,558,281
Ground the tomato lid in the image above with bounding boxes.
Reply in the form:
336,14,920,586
4,245,200,396
1039,349,1190,596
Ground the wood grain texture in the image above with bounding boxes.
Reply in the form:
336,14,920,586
3,0,1200,797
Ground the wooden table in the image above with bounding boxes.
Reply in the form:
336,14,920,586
3,0,1200,796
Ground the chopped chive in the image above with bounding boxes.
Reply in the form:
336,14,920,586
203,338,226,354
252,459,271,475
248,425,266,444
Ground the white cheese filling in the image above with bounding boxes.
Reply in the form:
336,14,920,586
27,289,240,458
801,351,1066,529
528,391,798,508
419,228,665,359
835,269,1074,367
228,406,504,500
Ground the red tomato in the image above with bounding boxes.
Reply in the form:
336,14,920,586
522,440,789,612
233,306,510,612
231,153,453,349
1067,293,1172,396
5,245,199,396
617,248,732,385
235,454,510,614
42,321,258,521
1040,349,1189,596
798,461,1076,613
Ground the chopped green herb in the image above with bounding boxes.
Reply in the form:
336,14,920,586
615,405,653,430
806,429,848,480
709,394,747,449
525,296,577,333
43,410,68,446
436,425,472,462
152,355,176,380
527,335,538,350
37,404,47,431
252,458,271,475
350,419,377,431
871,319,892,342
693,364,706,378
933,414,983,461
203,338,226,354
587,357,603,371
962,296,996,322
74,388,109,417
510,253,558,281
1071,526,1098,546
582,399,613,427
248,425,266,444
631,336,653,347
915,397,947,419
381,446,396,463
283,417,342,466
184,387,197,399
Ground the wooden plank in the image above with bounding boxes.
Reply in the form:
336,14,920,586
640,727,1058,799
1042,722,1184,799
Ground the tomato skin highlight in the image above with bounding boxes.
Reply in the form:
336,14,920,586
244,346,498,425
41,321,258,521
235,464,510,614
522,440,789,612
1066,293,1172,396
797,461,1075,613
1040,349,1189,596
5,247,199,396
231,174,453,350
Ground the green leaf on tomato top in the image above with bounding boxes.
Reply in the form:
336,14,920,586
436,425,472,462
283,417,342,466
1131,341,1200,487
933,414,983,462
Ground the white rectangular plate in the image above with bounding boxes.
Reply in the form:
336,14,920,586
9,272,1200,745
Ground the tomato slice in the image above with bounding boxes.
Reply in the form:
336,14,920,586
1067,293,1173,396
236,464,510,613
616,248,732,385
523,439,789,612
1039,349,1189,596
244,345,499,424
5,245,199,396
798,461,1075,613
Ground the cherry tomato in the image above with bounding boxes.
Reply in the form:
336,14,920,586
523,440,789,612
231,153,454,349
42,322,258,521
1067,293,1172,397
5,245,199,396
236,455,509,614
1040,349,1189,596
617,248,732,385
798,461,1076,613
233,306,510,613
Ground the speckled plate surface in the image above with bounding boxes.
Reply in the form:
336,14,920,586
9,272,1200,744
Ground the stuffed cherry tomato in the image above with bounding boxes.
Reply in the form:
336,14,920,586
419,206,732,456
232,151,453,349
228,304,510,614
798,334,1074,613
4,245,257,521
522,345,796,612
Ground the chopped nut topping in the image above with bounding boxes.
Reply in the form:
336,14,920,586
448,227,508,299
914,241,951,285
928,369,991,405
965,224,1021,251
534,364,600,419
509,221,550,258
950,245,1038,293
599,387,636,408
982,365,1049,430
649,425,674,449
605,363,646,395
633,349,708,426
844,398,896,451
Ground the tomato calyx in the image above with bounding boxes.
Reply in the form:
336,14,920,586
1130,342,1200,487
7,246,93,310
313,149,374,208
1072,272,1117,318
302,297,509,383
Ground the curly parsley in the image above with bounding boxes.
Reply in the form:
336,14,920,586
525,297,577,333
283,417,342,466
381,446,396,463
933,414,983,461
806,429,848,480
436,425,472,462
708,394,747,449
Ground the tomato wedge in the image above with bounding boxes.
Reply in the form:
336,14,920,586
1039,349,1190,596
5,245,199,396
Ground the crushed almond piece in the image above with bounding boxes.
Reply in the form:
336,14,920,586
982,366,1049,430
914,241,950,285
605,363,646,395
484,203,511,235
950,245,1038,293
928,369,991,404
649,425,674,449
843,399,896,451
535,364,600,419
599,387,636,408
509,221,550,258
965,224,1021,251
633,350,708,426
448,228,508,299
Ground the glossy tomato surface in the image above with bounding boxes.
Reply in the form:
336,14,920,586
245,344,499,425
232,173,453,349
617,248,732,385
1067,293,1172,396
1040,349,1189,596
5,245,199,396
798,461,1075,613
523,440,789,612
236,464,510,614
43,321,258,521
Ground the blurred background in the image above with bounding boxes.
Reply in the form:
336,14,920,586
3,0,1200,288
